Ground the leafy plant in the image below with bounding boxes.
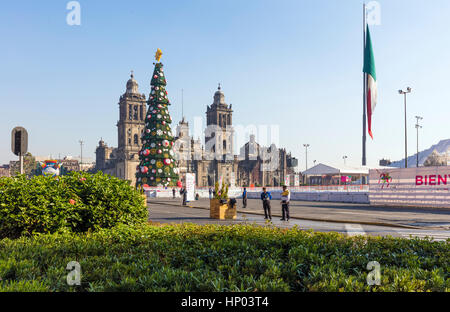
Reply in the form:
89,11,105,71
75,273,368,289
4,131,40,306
213,181,229,201
0,223,448,292
0,171,147,239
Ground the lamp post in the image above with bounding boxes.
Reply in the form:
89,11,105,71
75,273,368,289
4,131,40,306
303,144,310,185
415,116,423,167
343,155,348,165
79,139,84,171
398,87,412,168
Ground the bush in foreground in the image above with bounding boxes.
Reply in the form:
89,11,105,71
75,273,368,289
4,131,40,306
0,172,147,238
0,223,448,292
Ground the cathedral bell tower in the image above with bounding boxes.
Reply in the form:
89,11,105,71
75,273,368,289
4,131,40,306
205,84,234,160
116,72,146,181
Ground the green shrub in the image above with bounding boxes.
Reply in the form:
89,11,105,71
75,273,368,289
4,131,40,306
0,224,448,292
0,172,147,238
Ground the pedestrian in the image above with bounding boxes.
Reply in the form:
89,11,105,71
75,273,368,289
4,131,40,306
172,188,176,199
260,187,272,220
280,185,290,221
209,187,213,199
242,187,247,208
182,188,187,206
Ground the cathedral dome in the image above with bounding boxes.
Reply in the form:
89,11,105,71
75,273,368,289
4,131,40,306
213,83,226,105
126,71,139,94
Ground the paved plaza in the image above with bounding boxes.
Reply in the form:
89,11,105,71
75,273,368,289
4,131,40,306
147,198,450,242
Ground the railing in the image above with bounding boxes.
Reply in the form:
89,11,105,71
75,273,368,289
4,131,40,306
196,185,369,193
144,185,369,193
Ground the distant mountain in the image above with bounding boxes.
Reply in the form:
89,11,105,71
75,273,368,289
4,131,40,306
390,139,450,168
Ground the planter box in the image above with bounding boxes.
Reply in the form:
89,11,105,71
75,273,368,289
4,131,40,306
210,199,237,220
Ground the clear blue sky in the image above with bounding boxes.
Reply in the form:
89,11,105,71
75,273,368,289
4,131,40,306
1,0,449,169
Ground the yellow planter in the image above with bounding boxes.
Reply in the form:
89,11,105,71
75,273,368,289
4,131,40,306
210,199,236,220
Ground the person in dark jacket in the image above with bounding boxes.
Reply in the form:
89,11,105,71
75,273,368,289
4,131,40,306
172,188,176,199
242,187,247,208
182,188,187,206
260,187,272,220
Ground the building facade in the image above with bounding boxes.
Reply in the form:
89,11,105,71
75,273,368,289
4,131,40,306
172,86,239,187
172,87,297,187
95,73,147,185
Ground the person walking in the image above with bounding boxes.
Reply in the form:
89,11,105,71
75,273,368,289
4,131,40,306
260,187,272,220
242,187,247,208
280,185,290,221
182,188,187,206
172,188,176,199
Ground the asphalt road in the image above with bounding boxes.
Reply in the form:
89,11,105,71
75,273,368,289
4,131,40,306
147,199,450,242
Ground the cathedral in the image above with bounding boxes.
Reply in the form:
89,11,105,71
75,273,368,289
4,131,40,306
95,75,298,187
95,73,146,186
173,85,238,187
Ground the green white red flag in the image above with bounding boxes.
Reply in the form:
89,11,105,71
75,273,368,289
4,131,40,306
363,25,377,139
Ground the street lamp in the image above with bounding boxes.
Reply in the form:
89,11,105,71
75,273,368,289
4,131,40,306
415,116,423,167
79,139,84,171
343,155,348,165
303,144,310,171
398,87,412,168
303,144,310,185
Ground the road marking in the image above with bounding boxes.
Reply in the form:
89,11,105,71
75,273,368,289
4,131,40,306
345,224,366,236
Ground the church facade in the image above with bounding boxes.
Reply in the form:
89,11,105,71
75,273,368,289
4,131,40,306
172,86,298,187
95,73,146,186
173,85,239,187
95,76,298,188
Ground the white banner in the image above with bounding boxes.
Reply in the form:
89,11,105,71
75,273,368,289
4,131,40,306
294,175,300,186
369,166,450,208
185,173,196,201
284,175,290,186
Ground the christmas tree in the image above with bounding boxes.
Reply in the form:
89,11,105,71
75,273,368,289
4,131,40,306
136,49,179,188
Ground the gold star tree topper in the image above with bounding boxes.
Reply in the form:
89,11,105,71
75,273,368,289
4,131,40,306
155,48,163,62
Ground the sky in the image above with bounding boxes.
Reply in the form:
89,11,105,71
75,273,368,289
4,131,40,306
1,0,449,169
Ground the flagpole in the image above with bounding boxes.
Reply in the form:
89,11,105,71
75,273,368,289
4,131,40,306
362,3,367,169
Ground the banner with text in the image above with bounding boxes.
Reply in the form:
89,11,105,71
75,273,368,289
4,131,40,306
369,166,450,208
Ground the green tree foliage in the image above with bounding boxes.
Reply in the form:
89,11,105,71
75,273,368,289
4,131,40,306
9,152,37,177
136,61,179,188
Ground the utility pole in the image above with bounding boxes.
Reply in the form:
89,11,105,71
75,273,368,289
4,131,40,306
415,116,423,167
362,3,367,167
79,139,84,171
398,87,412,168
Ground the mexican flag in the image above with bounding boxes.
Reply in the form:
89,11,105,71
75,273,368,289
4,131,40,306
363,25,377,139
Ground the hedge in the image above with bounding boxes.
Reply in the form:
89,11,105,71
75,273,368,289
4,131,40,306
0,172,147,238
0,223,448,292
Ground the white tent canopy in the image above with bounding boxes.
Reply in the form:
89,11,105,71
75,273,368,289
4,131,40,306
302,163,369,176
